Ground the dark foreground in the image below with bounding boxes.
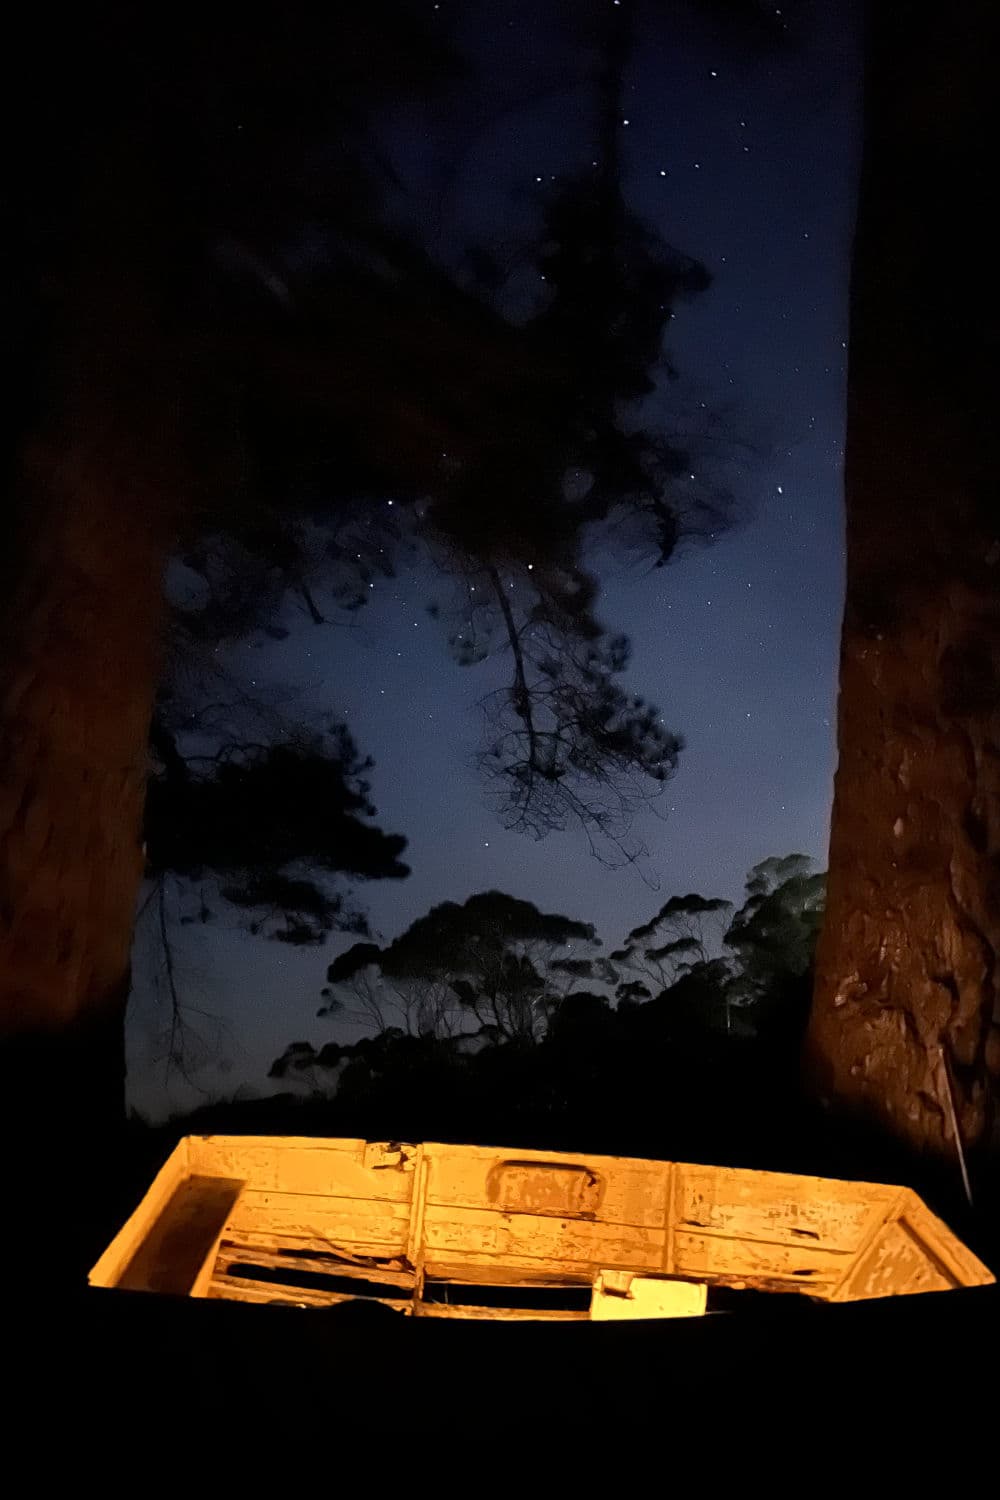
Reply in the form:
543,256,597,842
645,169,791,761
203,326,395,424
9,1281,997,1471
7,1073,998,1472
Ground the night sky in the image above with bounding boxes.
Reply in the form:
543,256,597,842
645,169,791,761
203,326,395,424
129,1,861,1119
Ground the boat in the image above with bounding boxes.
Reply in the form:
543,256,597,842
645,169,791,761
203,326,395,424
89,1134,994,1319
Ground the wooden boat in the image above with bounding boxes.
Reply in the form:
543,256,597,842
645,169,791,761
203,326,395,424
90,1135,994,1319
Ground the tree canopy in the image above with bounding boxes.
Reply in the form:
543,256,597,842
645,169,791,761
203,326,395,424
145,721,409,947
88,0,747,1005
317,891,600,1044
265,857,825,1161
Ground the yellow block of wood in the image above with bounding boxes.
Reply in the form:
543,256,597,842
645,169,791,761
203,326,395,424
591,1272,707,1320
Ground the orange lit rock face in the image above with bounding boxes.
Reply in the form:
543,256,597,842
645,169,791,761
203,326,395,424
90,1136,994,1320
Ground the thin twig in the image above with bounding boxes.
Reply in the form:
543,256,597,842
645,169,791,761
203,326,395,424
936,1044,974,1208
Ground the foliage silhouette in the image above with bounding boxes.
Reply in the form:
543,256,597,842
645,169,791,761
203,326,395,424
265,857,825,1164
145,721,407,947
313,890,600,1043
114,0,747,1048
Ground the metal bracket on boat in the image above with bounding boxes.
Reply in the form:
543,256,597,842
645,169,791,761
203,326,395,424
362,1141,418,1172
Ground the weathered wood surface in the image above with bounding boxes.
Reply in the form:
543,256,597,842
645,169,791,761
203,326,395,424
213,1244,417,1287
89,1136,193,1289
90,1135,995,1314
114,1175,244,1297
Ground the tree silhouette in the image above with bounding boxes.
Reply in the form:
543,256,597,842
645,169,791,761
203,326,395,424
726,856,825,999
316,890,600,1044
1,0,730,1108
614,893,734,992
602,857,825,1038
266,857,826,1161
145,719,407,949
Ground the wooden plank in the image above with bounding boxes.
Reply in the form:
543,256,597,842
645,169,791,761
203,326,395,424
422,1202,667,1275
190,1134,369,1161
115,1176,245,1296
274,1146,417,1200
825,1191,909,1301
833,1218,958,1302
214,1244,416,1288
89,1140,191,1288
675,1164,898,1255
423,1144,671,1229
225,1189,411,1253
664,1162,678,1277
185,1141,284,1189
671,1229,847,1291
215,1229,412,1265
187,1137,416,1202
208,1279,340,1308
405,1148,429,1273
894,1190,995,1289
423,1140,649,1175
209,1275,411,1311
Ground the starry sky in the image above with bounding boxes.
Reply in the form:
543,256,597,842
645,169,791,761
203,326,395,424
128,0,862,1119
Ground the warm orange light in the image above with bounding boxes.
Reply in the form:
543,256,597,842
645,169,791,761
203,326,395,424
90,1135,994,1319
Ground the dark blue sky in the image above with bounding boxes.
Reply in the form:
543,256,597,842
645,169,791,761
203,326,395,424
129,1,861,1118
